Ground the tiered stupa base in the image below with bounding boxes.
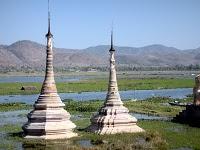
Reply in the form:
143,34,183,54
22,93,77,139
173,104,200,128
88,105,144,134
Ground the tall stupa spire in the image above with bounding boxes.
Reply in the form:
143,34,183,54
46,0,52,38
22,0,77,139
40,0,56,95
110,29,114,51
106,30,122,106
88,31,144,134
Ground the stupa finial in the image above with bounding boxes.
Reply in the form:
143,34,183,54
46,0,53,37
110,24,115,52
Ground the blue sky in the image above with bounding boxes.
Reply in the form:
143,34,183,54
0,0,200,49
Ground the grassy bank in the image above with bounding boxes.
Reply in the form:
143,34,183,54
0,78,194,95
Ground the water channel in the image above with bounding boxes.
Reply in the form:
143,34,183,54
0,88,192,104
0,110,171,127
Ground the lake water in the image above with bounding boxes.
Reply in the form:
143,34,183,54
0,88,192,104
131,113,170,121
0,110,170,127
0,75,92,83
0,110,28,126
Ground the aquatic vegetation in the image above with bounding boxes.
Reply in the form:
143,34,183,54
124,97,188,117
139,121,200,149
64,97,190,117
0,96,199,149
0,102,31,112
64,99,102,112
0,96,191,117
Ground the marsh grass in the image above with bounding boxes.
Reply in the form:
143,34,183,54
139,120,200,149
71,119,200,149
0,96,188,116
0,78,193,95
64,99,103,113
0,82,41,95
64,97,190,117
1,113,200,149
0,124,21,132
0,96,198,149
20,127,168,150
0,102,31,112
124,97,187,117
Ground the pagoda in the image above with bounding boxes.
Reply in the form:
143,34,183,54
22,1,77,139
87,31,144,134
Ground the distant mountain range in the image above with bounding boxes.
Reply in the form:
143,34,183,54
0,40,200,69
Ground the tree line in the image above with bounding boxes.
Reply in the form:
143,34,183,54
1,64,200,73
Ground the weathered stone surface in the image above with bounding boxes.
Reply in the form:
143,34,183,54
89,106,144,134
22,18,77,139
87,33,144,134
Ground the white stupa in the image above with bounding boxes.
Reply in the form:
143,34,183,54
88,31,144,134
22,2,77,139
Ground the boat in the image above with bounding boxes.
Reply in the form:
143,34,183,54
168,101,191,107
